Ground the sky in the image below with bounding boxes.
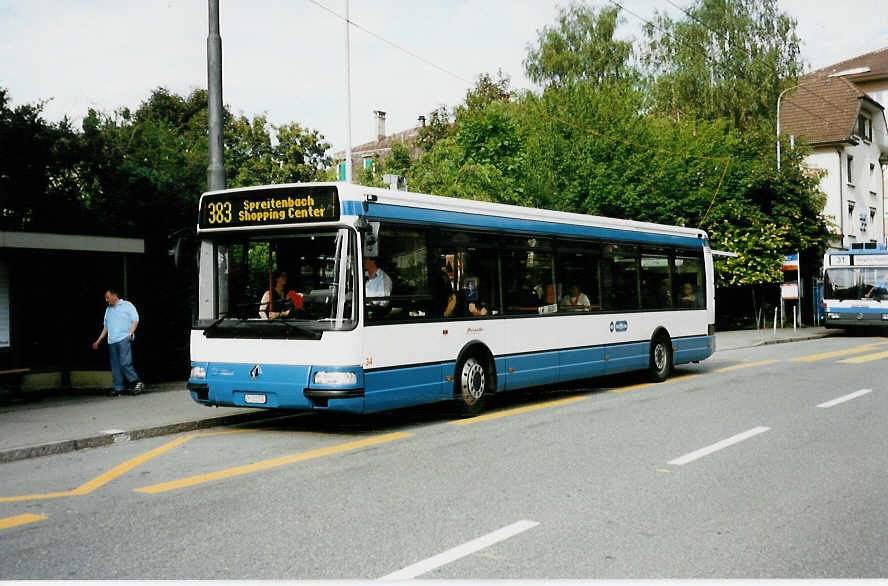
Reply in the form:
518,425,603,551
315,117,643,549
1,0,887,153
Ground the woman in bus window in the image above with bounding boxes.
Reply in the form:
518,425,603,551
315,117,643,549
560,284,591,311
259,270,296,319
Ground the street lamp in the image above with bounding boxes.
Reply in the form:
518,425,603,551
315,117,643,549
776,83,801,171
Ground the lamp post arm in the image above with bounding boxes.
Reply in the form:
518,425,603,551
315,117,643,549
776,84,800,172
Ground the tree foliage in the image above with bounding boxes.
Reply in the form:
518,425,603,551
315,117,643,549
524,3,634,88
642,0,803,125
376,0,826,292
0,89,93,231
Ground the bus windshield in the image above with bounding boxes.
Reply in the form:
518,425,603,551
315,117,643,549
210,228,357,332
824,267,888,301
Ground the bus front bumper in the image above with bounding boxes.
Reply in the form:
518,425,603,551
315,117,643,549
187,363,365,412
824,311,888,327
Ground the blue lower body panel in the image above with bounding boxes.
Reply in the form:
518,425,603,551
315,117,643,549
364,363,450,413
504,351,559,390
189,335,715,413
558,346,607,382
603,341,650,375
673,335,715,364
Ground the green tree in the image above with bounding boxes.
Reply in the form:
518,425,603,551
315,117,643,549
0,89,93,232
524,3,634,88
642,0,803,126
405,74,530,205
227,115,331,187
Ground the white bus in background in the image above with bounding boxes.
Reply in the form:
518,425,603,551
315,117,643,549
823,243,888,328
187,182,716,415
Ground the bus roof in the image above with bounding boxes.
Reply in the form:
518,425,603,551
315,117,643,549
199,182,709,243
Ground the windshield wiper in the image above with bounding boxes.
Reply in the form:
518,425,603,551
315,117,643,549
205,300,263,331
269,320,323,340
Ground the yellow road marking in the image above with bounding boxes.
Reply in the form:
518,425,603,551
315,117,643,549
454,373,702,425
0,429,255,503
0,513,48,531
714,359,779,373
607,381,653,393
607,373,699,393
838,350,888,364
135,432,413,494
449,396,588,425
793,342,888,362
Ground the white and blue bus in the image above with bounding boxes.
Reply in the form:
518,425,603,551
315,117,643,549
187,182,715,414
823,243,888,328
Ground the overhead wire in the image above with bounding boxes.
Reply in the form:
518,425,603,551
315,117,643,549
307,0,733,227
303,0,474,86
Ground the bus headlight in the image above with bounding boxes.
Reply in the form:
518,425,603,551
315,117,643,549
314,371,358,385
190,366,207,379
882,314,888,321
828,313,840,319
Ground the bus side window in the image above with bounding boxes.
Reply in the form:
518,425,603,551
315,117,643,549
502,237,555,315
673,254,704,308
433,235,500,318
601,244,639,310
365,226,431,321
554,242,601,311
640,251,671,310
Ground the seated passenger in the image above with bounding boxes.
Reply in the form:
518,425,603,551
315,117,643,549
560,284,591,311
444,277,488,317
259,270,293,319
679,282,697,306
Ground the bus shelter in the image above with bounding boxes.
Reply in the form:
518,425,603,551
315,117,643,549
0,231,145,392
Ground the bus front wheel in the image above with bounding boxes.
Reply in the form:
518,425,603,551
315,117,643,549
649,335,673,382
456,355,489,416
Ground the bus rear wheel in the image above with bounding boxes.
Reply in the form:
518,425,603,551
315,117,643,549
649,335,672,382
456,355,489,416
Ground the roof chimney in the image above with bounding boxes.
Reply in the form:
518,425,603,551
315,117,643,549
418,115,426,127
373,110,386,141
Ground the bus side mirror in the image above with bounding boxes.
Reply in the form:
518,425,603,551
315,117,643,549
168,228,196,269
356,219,380,257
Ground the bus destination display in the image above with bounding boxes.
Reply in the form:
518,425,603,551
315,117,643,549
199,186,340,229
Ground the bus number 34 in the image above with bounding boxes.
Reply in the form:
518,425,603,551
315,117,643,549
207,201,232,224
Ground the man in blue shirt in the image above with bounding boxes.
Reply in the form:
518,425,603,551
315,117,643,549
92,288,144,396
365,257,392,306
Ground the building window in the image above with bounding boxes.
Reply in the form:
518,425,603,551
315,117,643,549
847,155,854,185
857,115,872,142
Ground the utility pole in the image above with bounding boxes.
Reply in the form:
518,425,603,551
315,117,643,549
207,0,225,192
344,0,353,183
200,0,225,320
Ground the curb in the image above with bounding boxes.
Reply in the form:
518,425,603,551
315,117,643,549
718,330,838,352
753,332,837,347
0,409,281,464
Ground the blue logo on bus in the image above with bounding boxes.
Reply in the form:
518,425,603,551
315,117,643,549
609,320,628,333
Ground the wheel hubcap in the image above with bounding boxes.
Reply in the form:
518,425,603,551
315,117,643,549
461,358,485,404
654,343,666,371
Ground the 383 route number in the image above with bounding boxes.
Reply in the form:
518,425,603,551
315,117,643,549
207,201,232,224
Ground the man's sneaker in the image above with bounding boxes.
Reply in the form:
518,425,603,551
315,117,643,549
132,381,145,395
109,389,123,397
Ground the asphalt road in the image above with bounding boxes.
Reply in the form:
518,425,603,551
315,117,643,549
1,333,887,579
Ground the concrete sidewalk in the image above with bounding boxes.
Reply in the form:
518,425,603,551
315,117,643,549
0,327,839,464
0,383,273,463
716,325,838,351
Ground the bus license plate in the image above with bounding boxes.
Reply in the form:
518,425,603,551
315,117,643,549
244,393,267,405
